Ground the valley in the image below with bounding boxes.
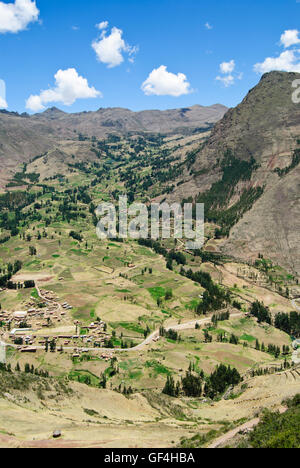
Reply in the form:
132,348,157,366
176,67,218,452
0,71,300,448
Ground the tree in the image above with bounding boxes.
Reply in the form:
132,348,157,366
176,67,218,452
29,246,37,256
163,375,177,397
181,371,202,397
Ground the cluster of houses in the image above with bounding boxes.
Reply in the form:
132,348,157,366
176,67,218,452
0,303,65,332
0,310,110,358
0,287,117,358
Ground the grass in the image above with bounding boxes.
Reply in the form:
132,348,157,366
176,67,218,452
68,369,100,386
110,322,145,335
148,286,166,300
145,360,171,375
128,370,143,380
31,288,39,299
240,333,256,342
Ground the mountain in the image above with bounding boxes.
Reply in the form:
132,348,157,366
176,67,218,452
31,104,227,135
170,71,300,275
0,103,227,187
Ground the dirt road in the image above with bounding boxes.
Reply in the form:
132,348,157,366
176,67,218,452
207,407,287,448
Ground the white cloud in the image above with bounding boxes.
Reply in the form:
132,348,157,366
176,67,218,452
0,97,7,108
141,65,192,97
96,21,108,30
216,60,242,87
92,24,138,68
0,79,8,108
26,68,101,112
254,30,300,74
280,29,300,48
220,60,235,74
216,75,235,87
254,49,300,73
26,94,44,112
205,22,213,30
0,0,39,34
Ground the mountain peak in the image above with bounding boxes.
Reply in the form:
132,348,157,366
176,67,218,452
41,107,66,117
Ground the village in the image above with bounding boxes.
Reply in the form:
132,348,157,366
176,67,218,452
0,287,115,361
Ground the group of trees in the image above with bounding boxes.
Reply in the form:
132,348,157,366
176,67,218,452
163,364,242,400
195,150,263,233
211,311,230,325
275,312,300,337
159,327,180,342
250,359,292,378
0,190,39,236
254,340,286,358
274,148,300,178
69,231,83,242
44,339,57,353
0,260,23,288
181,268,231,314
0,361,49,378
250,301,272,324
250,301,300,339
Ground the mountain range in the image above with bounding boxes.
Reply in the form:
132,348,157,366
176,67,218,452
0,103,227,184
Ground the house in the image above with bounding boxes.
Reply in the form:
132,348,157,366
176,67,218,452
20,347,37,353
13,311,27,320
10,328,32,337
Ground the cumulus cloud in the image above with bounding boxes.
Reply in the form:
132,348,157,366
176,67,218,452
26,68,101,112
216,75,235,87
141,65,192,97
0,0,39,34
0,79,8,108
254,49,300,73
92,22,138,68
219,60,235,74
96,21,108,30
254,30,300,74
216,60,242,87
280,29,300,48
205,22,213,30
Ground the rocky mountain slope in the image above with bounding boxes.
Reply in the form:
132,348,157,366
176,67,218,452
170,71,300,275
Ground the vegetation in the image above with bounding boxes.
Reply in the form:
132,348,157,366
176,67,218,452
248,395,300,448
195,149,263,233
163,364,241,400
274,148,300,178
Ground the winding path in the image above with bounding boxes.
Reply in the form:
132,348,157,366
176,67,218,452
35,284,63,313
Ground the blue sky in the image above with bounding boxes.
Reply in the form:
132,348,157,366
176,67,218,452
0,0,300,113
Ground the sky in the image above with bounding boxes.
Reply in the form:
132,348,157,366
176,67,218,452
0,0,300,113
